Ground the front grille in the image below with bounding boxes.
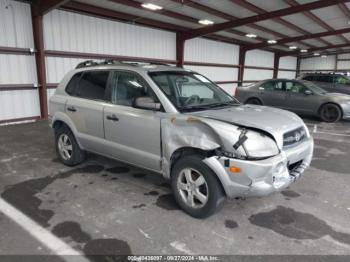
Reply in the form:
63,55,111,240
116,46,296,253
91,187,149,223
283,127,306,147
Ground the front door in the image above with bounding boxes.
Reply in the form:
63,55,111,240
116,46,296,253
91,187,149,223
259,80,287,108
284,80,316,114
103,71,162,172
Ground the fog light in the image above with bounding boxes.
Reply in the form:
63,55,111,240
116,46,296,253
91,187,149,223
229,166,241,173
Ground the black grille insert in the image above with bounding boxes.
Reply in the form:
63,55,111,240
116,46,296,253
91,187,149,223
283,127,306,147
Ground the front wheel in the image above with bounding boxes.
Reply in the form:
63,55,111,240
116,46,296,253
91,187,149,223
320,104,342,122
171,155,225,218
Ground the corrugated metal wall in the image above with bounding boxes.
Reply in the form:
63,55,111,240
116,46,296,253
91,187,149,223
244,50,274,81
300,56,336,71
184,38,239,95
278,56,297,78
0,0,39,123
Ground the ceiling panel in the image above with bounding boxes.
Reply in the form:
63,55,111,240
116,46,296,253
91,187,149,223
281,13,326,34
246,0,289,12
192,0,256,18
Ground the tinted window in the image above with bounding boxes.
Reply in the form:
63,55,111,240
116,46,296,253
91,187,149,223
111,71,156,107
66,72,82,95
261,81,283,91
75,71,109,100
303,75,314,81
315,75,332,83
285,81,307,94
335,75,350,85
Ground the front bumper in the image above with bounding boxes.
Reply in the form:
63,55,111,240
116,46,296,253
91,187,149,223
203,136,314,198
340,103,350,119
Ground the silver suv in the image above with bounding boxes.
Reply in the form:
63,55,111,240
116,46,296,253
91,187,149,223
49,60,314,218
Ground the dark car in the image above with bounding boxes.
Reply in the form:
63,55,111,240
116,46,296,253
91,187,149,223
298,73,350,95
235,78,350,122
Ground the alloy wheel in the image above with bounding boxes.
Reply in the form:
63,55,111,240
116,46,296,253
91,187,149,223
58,134,73,160
177,168,209,208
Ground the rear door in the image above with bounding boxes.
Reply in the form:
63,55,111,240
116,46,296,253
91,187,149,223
333,75,350,95
313,75,334,92
284,80,316,114
65,70,110,150
259,80,287,108
103,70,162,172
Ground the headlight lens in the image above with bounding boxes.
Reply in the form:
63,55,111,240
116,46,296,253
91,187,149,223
243,131,279,158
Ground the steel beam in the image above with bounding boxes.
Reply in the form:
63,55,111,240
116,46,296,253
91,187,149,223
176,33,185,67
33,0,70,16
282,43,350,57
273,54,280,78
31,4,48,119
237,47,246,87
181,0,344,40
246,27,350,51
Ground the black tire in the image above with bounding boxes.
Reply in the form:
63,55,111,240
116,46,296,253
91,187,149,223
171,155,225,218
319,103,342,122
246,98,262,105
54,124,86,166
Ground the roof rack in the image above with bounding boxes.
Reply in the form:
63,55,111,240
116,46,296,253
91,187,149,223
75,59,173,69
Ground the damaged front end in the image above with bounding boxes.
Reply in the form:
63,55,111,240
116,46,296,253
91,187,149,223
161,115,313,199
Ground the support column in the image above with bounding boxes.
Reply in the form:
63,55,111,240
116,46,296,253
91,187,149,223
176,33,185,67
335,54,339,71
273,53,280,78
32,5,48,119
296,57,301,78
237,46,246,86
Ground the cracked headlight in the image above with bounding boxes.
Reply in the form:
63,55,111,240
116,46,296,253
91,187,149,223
241,130,279,159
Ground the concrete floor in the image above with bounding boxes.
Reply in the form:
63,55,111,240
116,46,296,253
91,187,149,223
0,119,350,259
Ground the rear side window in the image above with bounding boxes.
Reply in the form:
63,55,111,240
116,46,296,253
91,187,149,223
75,71,110,100
303,75,314,81
65,72,82,95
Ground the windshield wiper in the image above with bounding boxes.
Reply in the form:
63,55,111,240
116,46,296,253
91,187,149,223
181,100,239,112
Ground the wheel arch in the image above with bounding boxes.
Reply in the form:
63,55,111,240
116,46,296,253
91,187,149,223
169,147,226,196
51,113,84,149
245,97,263,105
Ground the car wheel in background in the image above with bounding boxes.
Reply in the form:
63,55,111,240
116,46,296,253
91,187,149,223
55,125,86,166
319,104,342,122
171,155,225,218
246,98,262,105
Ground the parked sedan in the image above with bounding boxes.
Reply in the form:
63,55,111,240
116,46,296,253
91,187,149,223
236,79,350,122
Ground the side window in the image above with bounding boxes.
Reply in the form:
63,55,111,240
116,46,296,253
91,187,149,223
65,72,82,95
111,71,156,107
75,71,109,100
261,81,283,91
303,75,314,81
317,75,331,83
261,81,275,91
335,76,350,85
285,81,307,94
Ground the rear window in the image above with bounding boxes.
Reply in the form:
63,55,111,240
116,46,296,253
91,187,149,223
65,72,82,95
75,71,109,100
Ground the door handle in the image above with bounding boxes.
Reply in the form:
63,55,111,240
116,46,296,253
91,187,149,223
67,106,77,112
106,114,119,121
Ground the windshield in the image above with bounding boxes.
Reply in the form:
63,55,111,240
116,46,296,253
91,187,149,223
300,80,327,94
149,71,239,112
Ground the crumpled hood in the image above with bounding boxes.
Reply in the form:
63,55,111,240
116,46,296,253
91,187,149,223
189,104,306,148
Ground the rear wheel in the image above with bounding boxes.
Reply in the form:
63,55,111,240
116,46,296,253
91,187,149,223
171,155,225,218
55,125,86,166
320,104,342,122
246,98,262,105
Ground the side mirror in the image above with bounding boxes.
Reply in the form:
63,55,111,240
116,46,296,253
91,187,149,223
304,90,313,95
134,97,161,111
